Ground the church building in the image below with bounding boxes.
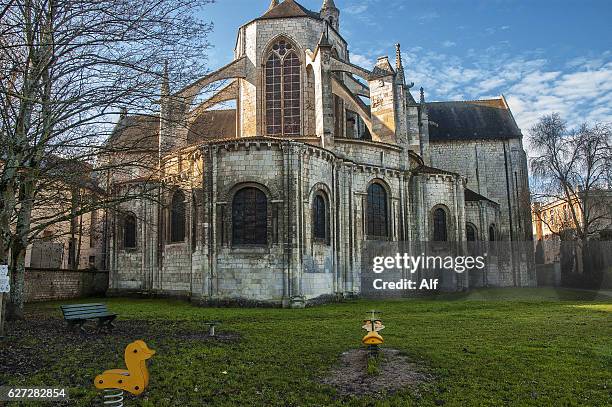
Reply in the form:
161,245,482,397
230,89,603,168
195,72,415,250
106,0,535,307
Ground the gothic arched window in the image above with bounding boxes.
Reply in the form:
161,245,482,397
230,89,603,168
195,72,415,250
124,213,137,249
232,187,268,245
433,208,448,242
466,223,477,242
265,39,301,136
170,190,186,243
489,225,496,242
367,183,388,238
313,193,328,242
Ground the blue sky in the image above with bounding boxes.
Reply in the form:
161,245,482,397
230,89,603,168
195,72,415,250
200,0,611,133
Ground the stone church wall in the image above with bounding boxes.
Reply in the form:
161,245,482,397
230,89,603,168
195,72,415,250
300,148,335,298
429,138,532,242
109,187,160,293
333,139,403,169
210,143,288,301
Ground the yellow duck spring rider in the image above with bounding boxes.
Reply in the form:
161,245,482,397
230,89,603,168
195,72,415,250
94,340,155,396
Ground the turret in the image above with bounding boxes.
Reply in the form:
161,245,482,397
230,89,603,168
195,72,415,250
321,0,340,31
418,87,431,164
368,56,398,144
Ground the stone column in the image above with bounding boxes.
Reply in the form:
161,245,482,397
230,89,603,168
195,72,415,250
314,36,335,149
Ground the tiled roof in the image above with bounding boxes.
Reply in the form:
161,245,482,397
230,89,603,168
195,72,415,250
427,98,522,141
187,109,236,143
109,110,237,151
464,188,499,205
107,114,160,151
258,0,320,20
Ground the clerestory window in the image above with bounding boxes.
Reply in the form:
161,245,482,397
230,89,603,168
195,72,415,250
265,39,301,136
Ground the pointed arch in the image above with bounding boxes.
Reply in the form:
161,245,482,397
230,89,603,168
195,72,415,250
264,36,302,137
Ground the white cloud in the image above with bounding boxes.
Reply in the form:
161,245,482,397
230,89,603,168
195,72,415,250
442,40,456,48
350,53,375,68
345,4,368,15
415,11,439,23
349,41,611,154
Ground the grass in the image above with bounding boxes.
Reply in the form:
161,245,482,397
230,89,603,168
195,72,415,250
1,288,611,406
366,353,382,376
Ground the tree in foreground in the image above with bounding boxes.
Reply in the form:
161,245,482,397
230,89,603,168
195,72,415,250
0,0,214,322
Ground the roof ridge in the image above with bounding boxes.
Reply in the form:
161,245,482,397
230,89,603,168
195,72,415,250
258,0,320,20
427,97,505,105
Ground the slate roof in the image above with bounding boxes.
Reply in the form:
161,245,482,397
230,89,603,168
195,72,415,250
258,0,320,20
109,109,237,151
464,188,499,205
187,109,237,143
108,115,160,152
427,98,522,141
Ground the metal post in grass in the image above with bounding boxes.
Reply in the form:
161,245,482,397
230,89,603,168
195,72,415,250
204,320,221,337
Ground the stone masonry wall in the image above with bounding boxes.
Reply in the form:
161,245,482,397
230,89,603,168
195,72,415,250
429,138,532,242
25,269,108,302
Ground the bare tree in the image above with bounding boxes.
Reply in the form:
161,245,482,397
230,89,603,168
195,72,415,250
530,114,612,277
0,0,214,322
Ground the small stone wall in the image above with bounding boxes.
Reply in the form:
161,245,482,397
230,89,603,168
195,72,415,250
24,268,109,303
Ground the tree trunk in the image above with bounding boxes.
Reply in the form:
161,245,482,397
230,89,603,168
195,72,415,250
8,178,36,320
7,243,26,320
0,247,8,336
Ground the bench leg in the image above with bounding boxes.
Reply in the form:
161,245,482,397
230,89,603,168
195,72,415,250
67,320,86,333
107,316,117,332
96,318,105,333
68,320,86,333
97,316,117,333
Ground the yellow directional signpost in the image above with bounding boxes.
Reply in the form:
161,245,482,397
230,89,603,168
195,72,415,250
94,340,155,406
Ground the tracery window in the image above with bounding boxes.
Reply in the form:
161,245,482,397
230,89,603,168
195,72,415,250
265,39,301,136
433,208,448,242
232,187,268,245
366,183,388,238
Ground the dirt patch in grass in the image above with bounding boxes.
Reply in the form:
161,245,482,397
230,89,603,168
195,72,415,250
0,316,240,378
321,348,432,398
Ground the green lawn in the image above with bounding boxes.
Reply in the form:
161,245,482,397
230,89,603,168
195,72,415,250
1,288,611,406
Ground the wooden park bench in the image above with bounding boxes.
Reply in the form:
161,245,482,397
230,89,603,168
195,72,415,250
60,303,117,333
